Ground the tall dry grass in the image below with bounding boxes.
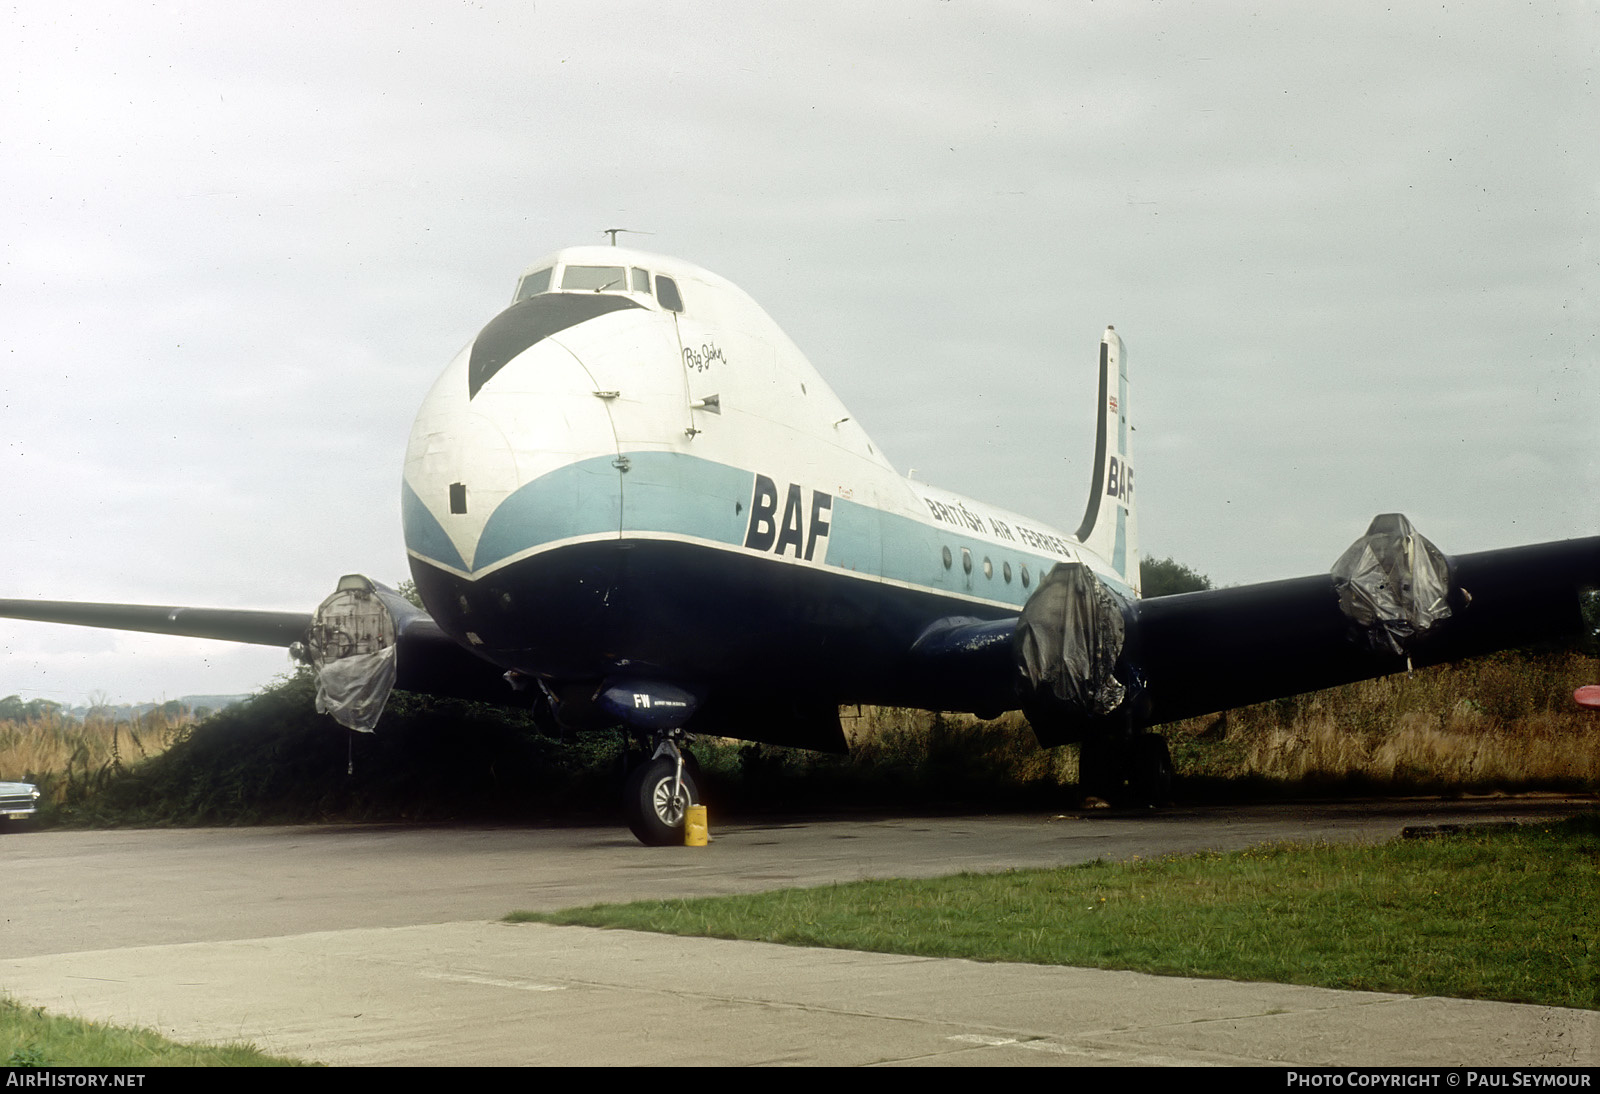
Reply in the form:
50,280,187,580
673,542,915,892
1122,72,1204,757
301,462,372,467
844,649,1600,794
1165,650,1600,790
0,706,190,810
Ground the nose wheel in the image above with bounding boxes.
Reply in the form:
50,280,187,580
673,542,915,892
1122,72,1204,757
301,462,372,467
623,736,700,846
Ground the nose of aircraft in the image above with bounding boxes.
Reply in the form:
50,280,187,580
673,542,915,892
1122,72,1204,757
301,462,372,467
403,335,622,579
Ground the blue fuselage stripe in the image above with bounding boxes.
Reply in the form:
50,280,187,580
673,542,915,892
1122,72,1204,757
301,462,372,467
407,452,1130,603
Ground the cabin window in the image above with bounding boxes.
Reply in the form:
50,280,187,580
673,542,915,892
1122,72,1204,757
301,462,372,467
561,265,628,292
655,275,684,312
1021,565,1030,588
961,548,972,575
983,557,993,580
1003,561,1012,583
941,546,952,570
630,267,650,292
514,267,552,302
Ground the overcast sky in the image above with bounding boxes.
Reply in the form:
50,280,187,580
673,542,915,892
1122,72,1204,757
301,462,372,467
2,1,1595,706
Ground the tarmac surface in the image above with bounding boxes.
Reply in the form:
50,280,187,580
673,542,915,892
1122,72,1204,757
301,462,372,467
2,797,1596,1066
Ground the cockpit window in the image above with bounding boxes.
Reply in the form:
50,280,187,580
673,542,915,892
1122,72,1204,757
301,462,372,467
561,265,628,292
513,267,552,302
655,275,683,312
630,267,650,293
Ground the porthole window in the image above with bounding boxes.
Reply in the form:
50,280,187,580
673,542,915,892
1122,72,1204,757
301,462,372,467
942,546,952,570
983,557,993,580
961,548,972,575
1003,561,1012,583
1021,565,1030,588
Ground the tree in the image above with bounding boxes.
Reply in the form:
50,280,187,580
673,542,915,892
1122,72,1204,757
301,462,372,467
0,695,65,722
396,578,424,610
1140,556,1212,597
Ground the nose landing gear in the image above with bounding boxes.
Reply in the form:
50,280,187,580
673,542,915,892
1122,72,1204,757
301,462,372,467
623,733,699,846
579,680,704,846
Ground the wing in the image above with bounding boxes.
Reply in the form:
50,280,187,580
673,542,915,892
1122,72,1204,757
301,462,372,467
0,598,311,647
1133,535,1600,726
931,528,1598,745
0,581,522,721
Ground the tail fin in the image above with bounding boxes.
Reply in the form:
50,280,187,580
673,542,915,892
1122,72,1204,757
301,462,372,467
1073,327,1140,594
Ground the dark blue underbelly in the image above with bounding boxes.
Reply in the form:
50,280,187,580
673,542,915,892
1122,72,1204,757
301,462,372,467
408,538,1019,711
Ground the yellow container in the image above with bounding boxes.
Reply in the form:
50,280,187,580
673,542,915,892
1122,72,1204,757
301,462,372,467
684,804,709,846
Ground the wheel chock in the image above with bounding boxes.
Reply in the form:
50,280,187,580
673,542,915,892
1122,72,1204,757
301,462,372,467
684,804,709,846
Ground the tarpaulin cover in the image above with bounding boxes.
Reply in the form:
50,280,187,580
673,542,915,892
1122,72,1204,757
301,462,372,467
314,645,397,733
308,579,403,733
1014,562,1126,715
1330,513,1453,656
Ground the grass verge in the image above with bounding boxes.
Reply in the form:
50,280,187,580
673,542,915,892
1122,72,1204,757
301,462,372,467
1,996,312,1067
511,814,1600,1011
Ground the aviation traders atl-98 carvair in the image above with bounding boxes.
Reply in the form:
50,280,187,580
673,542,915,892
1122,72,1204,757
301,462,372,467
3,245,1596,843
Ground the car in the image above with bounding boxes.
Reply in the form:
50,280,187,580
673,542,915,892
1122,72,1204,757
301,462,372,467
1,780,41,828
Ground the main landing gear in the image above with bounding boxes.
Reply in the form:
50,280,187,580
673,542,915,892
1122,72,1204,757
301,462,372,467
623,732,700,846
1078,732,1173,808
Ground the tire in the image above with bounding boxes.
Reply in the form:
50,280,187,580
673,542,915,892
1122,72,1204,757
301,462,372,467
623,755,699,846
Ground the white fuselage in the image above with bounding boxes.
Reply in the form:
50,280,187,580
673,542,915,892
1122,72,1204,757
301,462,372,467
400,246,1131,716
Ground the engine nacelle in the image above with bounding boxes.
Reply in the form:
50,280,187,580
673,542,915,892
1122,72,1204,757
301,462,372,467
304,574,416,732
1014,562,1138,746
1330,514,1455,658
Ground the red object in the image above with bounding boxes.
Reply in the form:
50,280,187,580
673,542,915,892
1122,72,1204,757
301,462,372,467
1576,685,1600,710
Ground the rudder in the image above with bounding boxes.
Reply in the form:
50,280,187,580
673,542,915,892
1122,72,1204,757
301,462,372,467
1073,327,1139,594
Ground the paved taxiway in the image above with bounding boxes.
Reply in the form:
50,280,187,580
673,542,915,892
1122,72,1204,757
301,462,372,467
3,798,1596,1066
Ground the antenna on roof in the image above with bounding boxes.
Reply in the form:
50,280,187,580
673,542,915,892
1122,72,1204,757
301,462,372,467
602,228,653,246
